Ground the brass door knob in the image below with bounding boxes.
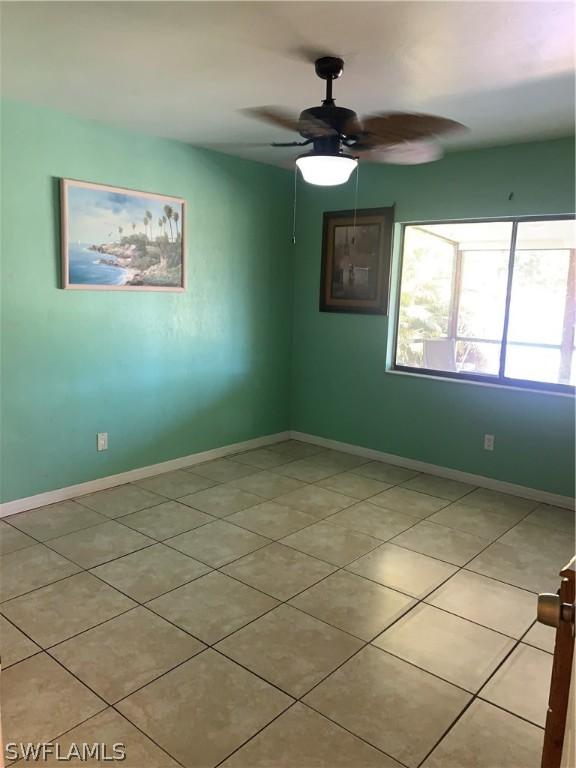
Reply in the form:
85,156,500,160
538,593,575,628
538,593,561,627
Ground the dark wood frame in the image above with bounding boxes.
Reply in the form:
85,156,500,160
320,206,394,315
392,214,576,394
541,557,575,768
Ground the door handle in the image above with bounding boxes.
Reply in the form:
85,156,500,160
537,593,575,628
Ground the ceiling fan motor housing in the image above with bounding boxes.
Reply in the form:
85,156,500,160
314,56,344,80
298,105,358,139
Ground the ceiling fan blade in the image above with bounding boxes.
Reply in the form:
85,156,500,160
377,139,444,165
355,112,466,148
243,105,336,138
242,106,302,133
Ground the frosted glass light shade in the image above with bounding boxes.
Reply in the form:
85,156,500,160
296,154,357,186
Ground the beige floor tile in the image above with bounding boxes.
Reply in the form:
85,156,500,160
275,486,356,519
5,500,106,542
524,503,575,533
52,607,204,703
313,450,369,471
352,461,419,485
304,646,470,768
191,457,257,482
391,520,490,566
290,571,416,641
0,544,80,602
120,500,214,540
148,571,278,644
267,440,324,461
0,615,40,668
422,700,544,768
76,484,165,518
227,501,317,539
480,644,553,726
216,605,362,697
0,520,36,555
347,543,458,598
179,484,263,517
328,502,419,541
316,470,391,500
467,540,566,593
167,520,269,567
231,447,291,469
369,487,449,518
426,570,537,638
49,708,181,767
499,521,575,564
222,543,336,600
457,487,537,516
401,474,476,501
275,458,341,482
373,603,514,692
135,470,217,499
522,621,556,653
427,501,519,540
48,521,154,568
229,471,305,499
117,650,291,768
90,543,210,602
2,653,105,748
221,703,402,768
1,572,135,647
281,521,381,566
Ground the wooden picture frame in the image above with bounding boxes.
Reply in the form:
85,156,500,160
320,206,394,314
61,179,186,291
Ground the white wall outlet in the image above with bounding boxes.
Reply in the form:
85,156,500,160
483,434,495,451
97,432,108,451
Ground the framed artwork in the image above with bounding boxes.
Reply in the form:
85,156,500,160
320,206,394,314
61,179,186,291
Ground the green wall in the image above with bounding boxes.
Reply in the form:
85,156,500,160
291,138,575,497
1,102,573,503
0,100,293,503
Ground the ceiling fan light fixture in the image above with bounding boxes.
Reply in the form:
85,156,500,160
295,152,357,186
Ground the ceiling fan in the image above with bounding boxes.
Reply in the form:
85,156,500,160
246,56,467,186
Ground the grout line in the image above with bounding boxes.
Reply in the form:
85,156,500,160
210,700,301,768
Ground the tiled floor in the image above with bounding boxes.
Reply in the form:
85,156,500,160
1,440,573,767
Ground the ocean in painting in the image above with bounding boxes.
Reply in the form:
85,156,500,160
64,182,184,288
68,243,129,285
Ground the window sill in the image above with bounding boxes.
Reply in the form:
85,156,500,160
385,368,575,397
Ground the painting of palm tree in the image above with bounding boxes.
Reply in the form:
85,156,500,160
61,179,186,291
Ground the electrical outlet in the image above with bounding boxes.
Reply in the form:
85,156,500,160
483,434,495,451
97,432,108,451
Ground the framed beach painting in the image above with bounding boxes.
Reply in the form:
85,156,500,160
61,179,186,291
320,206,394,314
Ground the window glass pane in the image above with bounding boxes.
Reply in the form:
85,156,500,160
505,345,561,384
396,227,454,368
457,250,509,341
396,221,512,375
505,219,575,385
456,340,501,375
507,250,569,345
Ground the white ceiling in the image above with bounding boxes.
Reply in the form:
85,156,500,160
1,1,574,167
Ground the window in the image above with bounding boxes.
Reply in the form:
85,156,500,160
394,217,576,392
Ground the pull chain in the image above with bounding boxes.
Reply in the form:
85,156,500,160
351,162,360,253
292,165,298,245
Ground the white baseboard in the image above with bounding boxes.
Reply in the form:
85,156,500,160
291,431,575,510
0,431,290,518
3,428,573,517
